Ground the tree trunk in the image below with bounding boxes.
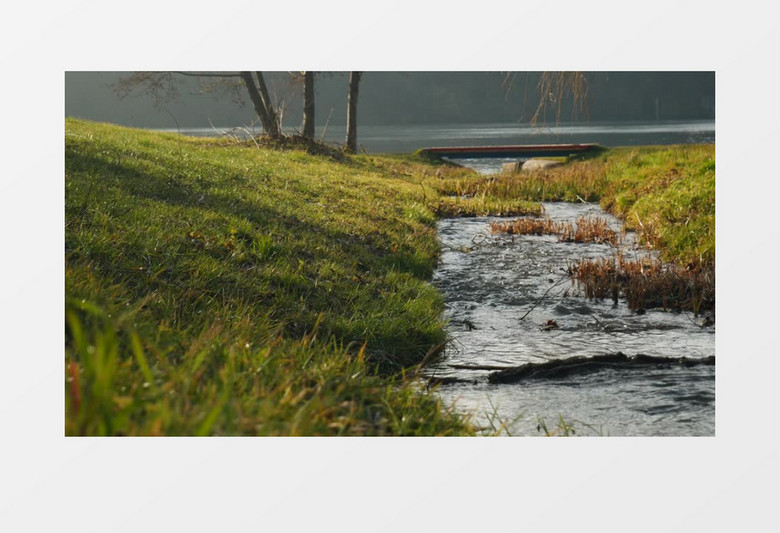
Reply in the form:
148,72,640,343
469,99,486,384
302,71,315,139
345,71,362,153
239,71,281,138
253,72,280,136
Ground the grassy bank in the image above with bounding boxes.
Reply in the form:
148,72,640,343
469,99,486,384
427,144,715,267
65,119,713,435
66,119,503,436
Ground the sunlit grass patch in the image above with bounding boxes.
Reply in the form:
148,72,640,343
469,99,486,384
433,196,543,218
600,145,715,266
65,298,474,436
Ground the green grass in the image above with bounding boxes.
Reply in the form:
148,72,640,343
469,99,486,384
598,145,715,266
65,119,712,436
65,119,485,435
432,196,543,218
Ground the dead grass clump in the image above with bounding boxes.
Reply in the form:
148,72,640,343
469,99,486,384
249,134,347,161
570,253,714,314
565,216,619,245
490,217,569,236
490,215,619,245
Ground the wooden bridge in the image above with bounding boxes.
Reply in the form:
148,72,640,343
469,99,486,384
420,143,601,160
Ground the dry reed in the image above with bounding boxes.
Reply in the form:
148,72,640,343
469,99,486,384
490,216,619,246
490,217,568,236
566,216,619,245
570,253,714,314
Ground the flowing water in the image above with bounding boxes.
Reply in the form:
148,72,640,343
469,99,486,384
171,120,716,436
429,204,715,436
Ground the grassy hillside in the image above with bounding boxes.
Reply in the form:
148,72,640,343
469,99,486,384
66,119,502,435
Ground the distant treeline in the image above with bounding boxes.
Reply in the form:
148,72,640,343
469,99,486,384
65,71,714,129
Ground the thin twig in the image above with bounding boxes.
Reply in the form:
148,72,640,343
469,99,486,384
519,273,571,321
320,106,335,141
238,127,261,149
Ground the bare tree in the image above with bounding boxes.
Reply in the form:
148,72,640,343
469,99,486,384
239,72,281,138
345,71,362,153
114,71,286,138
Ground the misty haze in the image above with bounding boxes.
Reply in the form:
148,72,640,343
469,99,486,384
66,71,714,154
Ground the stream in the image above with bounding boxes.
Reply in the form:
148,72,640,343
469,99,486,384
429,203,715,436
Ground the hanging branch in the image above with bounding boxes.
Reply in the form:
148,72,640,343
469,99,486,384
530,72,589,126
502,72,590,127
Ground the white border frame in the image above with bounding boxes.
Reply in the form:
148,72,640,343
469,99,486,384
3,1,779,531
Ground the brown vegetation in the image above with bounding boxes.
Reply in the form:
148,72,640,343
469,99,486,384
569,253,714,315
250,134,347,161
489,217,567,236
567,216,619,245
428,158,608,203
490,216,619,246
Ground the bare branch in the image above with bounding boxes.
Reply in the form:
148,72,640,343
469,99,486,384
530,72,589,127
113,72,179,108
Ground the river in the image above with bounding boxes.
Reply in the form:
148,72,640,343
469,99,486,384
430,205,715,436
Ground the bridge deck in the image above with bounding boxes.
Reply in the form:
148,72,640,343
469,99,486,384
421,143,600,160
